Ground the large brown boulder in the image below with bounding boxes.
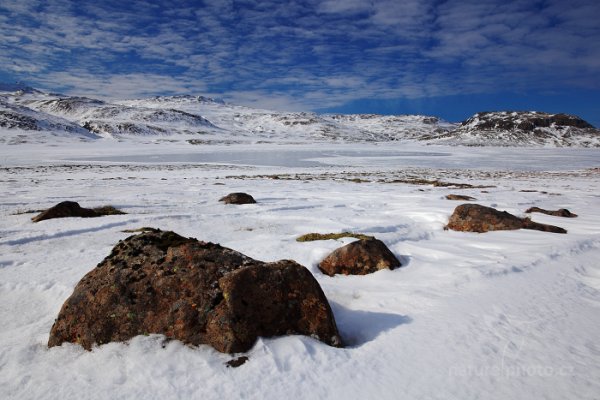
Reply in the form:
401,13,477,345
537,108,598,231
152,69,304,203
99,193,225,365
446,204,566,234
219,193,256,204
525,207,578,218
318,239,401,276
32,201,125,222
48,230,341,353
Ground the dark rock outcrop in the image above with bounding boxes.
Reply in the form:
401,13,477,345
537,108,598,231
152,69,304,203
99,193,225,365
48,230,341,353
219,192,257,204
446,194,476,201
0,110,39,130
446,204,567,234
318,239,401,276
431,111,600,147
31,201,125,222
462,111,595,131
525,207,578,218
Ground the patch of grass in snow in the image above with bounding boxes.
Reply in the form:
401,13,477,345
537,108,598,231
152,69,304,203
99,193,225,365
93,205,127,216
296,232,375,242
121,227,162,233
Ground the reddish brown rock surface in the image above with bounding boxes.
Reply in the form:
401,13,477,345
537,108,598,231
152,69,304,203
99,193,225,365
48,230,341,353
525,207,578,218
32,201,125,222
318,239,401,276
219,193,257,204
446,204,567,234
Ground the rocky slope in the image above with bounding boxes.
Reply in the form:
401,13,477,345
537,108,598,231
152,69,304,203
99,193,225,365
0,96,99,144
429,111,600,147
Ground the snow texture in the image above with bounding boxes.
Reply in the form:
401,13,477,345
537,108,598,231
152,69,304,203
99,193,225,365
1,136,599,399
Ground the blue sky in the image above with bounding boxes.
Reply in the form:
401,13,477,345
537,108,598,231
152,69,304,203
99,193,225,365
1,0,599,125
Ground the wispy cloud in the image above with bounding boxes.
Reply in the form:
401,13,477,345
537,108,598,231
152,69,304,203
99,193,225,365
0,0,598,112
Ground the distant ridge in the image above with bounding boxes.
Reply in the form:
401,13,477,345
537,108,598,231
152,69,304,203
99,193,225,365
1,85,599,147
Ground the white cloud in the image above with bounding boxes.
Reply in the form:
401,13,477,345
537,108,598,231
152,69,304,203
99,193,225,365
0,0,598,111
31,71,207,100
317,0,372,15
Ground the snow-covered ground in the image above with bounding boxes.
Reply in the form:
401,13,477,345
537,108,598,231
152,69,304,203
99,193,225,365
1,140,599,399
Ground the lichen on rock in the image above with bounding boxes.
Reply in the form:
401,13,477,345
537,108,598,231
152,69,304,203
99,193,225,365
48,230,341,353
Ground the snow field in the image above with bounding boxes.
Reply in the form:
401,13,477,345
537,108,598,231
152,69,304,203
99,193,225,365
0,142,599,399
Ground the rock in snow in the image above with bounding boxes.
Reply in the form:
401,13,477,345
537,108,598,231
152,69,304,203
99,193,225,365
525,207,578,218
318,239,401,276
31,201,125,222
446,204,567,234
219,192,257,204
48,230,342,353
445,194,476,201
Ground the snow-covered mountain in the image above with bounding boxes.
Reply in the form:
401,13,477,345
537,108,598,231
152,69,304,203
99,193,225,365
118,96,456,142
1,85,598,146
429,111,600,147
0,96,99,144
18,95,218,138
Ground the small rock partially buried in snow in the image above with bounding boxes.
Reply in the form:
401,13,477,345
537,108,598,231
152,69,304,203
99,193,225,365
219,192,257,204
48,230,341,353
525,207,578,218
319,239,401,276
445,194,476,201
446,204,567,234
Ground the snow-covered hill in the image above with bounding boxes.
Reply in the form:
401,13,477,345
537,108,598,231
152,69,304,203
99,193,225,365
0,96,99,144
430,111,600,147
1,85,598,146
326,114,454,141
18,95,218,138
118,96,456,142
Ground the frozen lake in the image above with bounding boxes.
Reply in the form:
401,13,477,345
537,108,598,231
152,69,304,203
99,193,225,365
69,146,600,171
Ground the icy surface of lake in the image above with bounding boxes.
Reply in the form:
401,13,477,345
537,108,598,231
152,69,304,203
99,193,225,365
68,146,600,171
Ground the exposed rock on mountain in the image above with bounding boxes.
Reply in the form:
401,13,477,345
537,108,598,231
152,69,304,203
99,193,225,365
319,239,401,276
431,111,600,147
48,230,342,353
446,204,567,234
28,96,106,116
